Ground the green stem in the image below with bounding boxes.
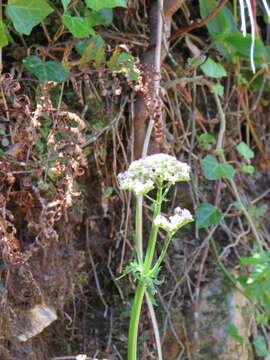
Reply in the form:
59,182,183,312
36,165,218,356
143,187,163,272
128,281,146,360
136,196,143,264
147,236,171,277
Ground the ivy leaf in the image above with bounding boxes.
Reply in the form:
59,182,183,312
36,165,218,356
202,155,220,180
200,58,227,78
216,163,235,180
212,84,224,96
86,8,113,26
241,165,255,174
253,335,268,357
199,0,234,37
62,12,95,38
188,55,207,68
195,202,222,229
236,142,254,159
223,33,266,58
202,155,235,180
0,20,9,47
6,0,53,35
198,133,215,144
75,36,105,57
61,0,71,10
85,0,127,12
23,56,68,82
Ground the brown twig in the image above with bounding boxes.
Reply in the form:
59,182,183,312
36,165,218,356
167,0,230,42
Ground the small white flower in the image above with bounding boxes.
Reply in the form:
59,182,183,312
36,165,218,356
154,207,193,234
143,154,190,183
118,154,190,195
118,174,154,195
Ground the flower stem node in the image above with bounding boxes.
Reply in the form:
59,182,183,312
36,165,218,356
117,153,191,195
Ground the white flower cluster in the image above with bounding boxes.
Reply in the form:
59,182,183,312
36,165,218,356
239,0,270,73
154,207,193,234
118,154,190,195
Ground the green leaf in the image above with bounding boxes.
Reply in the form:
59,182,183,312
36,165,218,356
199,0,233,36
129,71,138,81
61,0,71,10
0,20,9,47
236,142,254,159
103,187,113,197
202,155,235,180
1,138,9,147
202,143,212,150
223,33,266,58
202,155,219,180
216,163,235,180
23,56,68,82
62,12,95,38
200,58,227,78
198,133,215,144
187,55,207,68
6,0,53,35
75,36,105,64
86,8,113,26
241,165,255,174
195,202,222,229
212,84,224,96
253,335,268,357
85,0,127,12
248,205,267,218
228,324,244,344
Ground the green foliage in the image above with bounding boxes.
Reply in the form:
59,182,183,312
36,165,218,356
239,250,270,319
253,335,268,357
248,205,267,218
0,20,9,47
198,133,215,144
86,8,113,26
241,165,255,174
199,0,267,71
195,202,222,229
227,324,244,344
85,0,127,12
23,56,68,82
224,34,266,59
201,155,235,180
61,0,71,10
212,83,224,96
188,55,207,68
6,0,53,35
200,58,227,78
199,0,236,37
236,142,254,159
62,12,95,38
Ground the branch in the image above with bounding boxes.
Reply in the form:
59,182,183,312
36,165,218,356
167,0,229,42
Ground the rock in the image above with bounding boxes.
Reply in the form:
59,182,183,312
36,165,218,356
188,270,254,360
11,302,57,342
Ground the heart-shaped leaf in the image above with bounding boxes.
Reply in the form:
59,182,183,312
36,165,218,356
195,202,222,229
6,0,53,35
23,56,68,82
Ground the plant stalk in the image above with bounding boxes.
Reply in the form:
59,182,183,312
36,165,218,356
128,281,146,360
143,187,163,272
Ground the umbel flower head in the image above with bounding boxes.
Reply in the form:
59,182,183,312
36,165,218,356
154,207,193,235
118,154,191,195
